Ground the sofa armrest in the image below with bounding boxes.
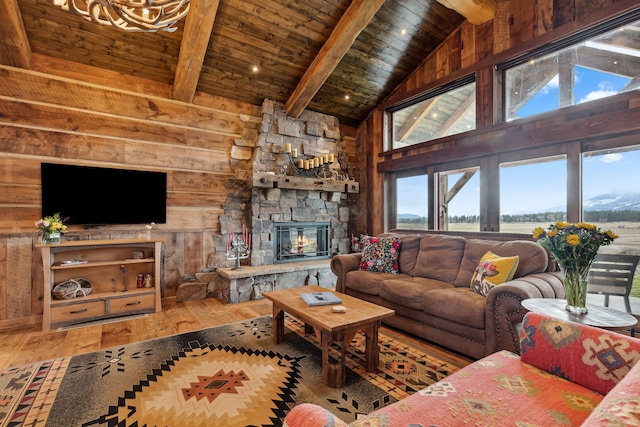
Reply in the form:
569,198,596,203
330,253,361,293
520,311,640,395
581,360,640,426
284,403,349,427
484,271,564,355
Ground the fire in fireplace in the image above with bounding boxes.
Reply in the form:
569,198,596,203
274,222,331,263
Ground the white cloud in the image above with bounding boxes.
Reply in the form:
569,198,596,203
579,81,618,103
539,75,559,95
600,153,623,163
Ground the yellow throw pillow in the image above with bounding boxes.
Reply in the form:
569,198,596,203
470,251,520,296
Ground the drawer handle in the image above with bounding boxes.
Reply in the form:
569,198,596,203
126,301,141,306
70,308,88,314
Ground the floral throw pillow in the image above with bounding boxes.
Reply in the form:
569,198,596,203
359,236,402,274
470,251,519,296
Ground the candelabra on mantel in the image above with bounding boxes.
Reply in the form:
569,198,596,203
284,143,336,178
226,224,251,270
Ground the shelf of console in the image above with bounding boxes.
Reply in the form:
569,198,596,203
38,238,163,331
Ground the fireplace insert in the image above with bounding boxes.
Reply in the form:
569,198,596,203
274,222,331,263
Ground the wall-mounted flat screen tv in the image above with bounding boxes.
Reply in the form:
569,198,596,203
41,163,167,226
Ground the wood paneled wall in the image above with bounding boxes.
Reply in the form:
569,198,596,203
0,56,290,328
356,0,640,235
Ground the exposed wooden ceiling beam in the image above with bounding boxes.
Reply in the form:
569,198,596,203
285,0,385,118
436,0,495,25
396,98,437,142
0,0,31,68
173,0,220,103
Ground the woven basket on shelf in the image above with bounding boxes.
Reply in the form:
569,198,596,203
52,278,93,300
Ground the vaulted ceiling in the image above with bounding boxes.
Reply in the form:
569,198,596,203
1,0,495,127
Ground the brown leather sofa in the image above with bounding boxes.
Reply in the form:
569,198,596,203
331,231,564,359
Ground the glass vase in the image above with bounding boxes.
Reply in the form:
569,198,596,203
560,265,590,314
42,231,61,244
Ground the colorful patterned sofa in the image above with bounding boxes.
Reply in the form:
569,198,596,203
284,312,640,427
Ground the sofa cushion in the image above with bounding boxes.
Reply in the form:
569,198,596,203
422,287,486,328
455,239,548,287
470,251,520,296
358,236,401,274
379,277,453,311
413,234,466,283
345,270,411,296
397,235,422,276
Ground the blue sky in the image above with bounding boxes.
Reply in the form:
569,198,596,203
398,67,636,217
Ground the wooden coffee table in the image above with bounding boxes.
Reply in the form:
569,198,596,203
263,285,394,388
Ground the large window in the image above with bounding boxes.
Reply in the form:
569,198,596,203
396,174,429,230
583,146,640,256
390,78,476,149
436,167,480,231
499,157,567,233
504,18,640,121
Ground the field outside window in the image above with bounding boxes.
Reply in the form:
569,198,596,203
437,168,480,232
396,174,429,230
499,156,567,233
583,146,640,297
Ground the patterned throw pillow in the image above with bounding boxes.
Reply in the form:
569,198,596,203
359,236,402,274
470,251,519,296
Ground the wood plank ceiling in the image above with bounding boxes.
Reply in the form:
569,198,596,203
0,0,495,127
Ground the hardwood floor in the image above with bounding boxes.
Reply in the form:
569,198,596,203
0,297,473,370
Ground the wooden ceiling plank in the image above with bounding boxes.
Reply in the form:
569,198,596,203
0,0,31,68
436,0,496,25
285,0,385,118
173,0,220,103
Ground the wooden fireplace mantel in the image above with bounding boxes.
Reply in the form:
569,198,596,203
251,172,359,193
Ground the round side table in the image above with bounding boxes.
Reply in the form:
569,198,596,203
521,298,637,336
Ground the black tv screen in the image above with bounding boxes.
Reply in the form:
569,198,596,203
41,163,167,226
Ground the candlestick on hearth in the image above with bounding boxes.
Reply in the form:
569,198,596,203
226,229,251,270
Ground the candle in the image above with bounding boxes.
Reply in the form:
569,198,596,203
324,153,329,163
318,156,324,165
328,153,334,162
285,143,291,153
314,157,319,167
304,160,310,169
291,148,297,158
297,159,304,168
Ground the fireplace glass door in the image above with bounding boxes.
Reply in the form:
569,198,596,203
274,222,331,263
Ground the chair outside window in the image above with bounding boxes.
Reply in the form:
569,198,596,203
587,254,640,314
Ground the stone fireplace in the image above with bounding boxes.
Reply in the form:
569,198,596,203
199,99,359,304
248,99,358,267
273,221,331,263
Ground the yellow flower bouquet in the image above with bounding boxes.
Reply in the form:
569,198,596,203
532,222,618,313
35,212,68,244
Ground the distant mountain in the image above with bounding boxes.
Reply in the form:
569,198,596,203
583,192,640,211
400,192,640,218
398,213,423,219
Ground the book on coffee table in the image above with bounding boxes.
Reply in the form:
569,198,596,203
300,291,342,306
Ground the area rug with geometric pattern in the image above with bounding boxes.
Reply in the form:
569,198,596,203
0,315,467,427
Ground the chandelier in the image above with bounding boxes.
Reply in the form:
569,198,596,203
50,0,190,32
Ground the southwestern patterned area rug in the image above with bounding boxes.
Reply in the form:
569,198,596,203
0,315,466,427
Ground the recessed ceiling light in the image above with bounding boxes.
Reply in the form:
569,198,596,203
252,65,259,72
344,95,350,100
400,28,407,35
